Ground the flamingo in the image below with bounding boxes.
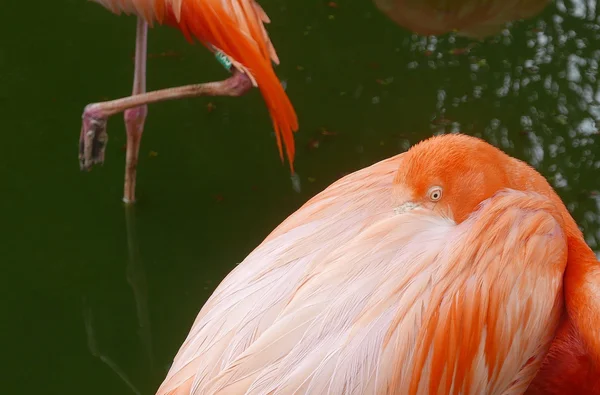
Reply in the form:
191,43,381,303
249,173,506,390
80,0,298,203
156,134,600,394
373,0,550,38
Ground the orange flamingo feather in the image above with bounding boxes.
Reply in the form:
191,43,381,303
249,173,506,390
161,0,298,169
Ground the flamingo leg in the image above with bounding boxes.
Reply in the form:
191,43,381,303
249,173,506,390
78,21,253,203
122,17,148,204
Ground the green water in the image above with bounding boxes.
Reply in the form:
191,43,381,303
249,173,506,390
1,0,599,393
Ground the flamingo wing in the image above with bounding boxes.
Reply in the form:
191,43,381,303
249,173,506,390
195,190,567,395
156,153,406,395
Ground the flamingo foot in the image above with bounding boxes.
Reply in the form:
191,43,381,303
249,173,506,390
78,70,253,203
79,110,108,171
78,70,251,169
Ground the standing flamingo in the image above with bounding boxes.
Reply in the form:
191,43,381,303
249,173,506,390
156,134,599,394
373,0,550,38
80,0,298,203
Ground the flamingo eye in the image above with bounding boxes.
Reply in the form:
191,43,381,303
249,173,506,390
428,186,443,201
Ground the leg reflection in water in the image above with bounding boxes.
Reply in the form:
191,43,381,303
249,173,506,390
82,204,155,394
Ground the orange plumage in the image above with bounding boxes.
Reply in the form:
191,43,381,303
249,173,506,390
155,134,599,394
160,0,298,170
528,320,600,394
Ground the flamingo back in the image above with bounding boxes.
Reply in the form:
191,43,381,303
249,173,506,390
157,153,568,395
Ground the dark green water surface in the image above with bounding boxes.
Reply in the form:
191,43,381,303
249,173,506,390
1,0,599,393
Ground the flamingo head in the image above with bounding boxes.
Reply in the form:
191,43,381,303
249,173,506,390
393,133,515,224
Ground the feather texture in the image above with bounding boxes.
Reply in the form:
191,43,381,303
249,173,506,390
156,151,569,395
156,154,404,395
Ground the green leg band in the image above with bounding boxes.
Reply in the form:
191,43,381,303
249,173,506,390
215,50,232,72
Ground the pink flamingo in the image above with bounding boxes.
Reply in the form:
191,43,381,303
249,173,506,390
155,134,600,394
80,0,298,203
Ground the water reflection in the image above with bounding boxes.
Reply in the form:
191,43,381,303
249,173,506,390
124,205,155,372
83,297,142,395
82,205,155,394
